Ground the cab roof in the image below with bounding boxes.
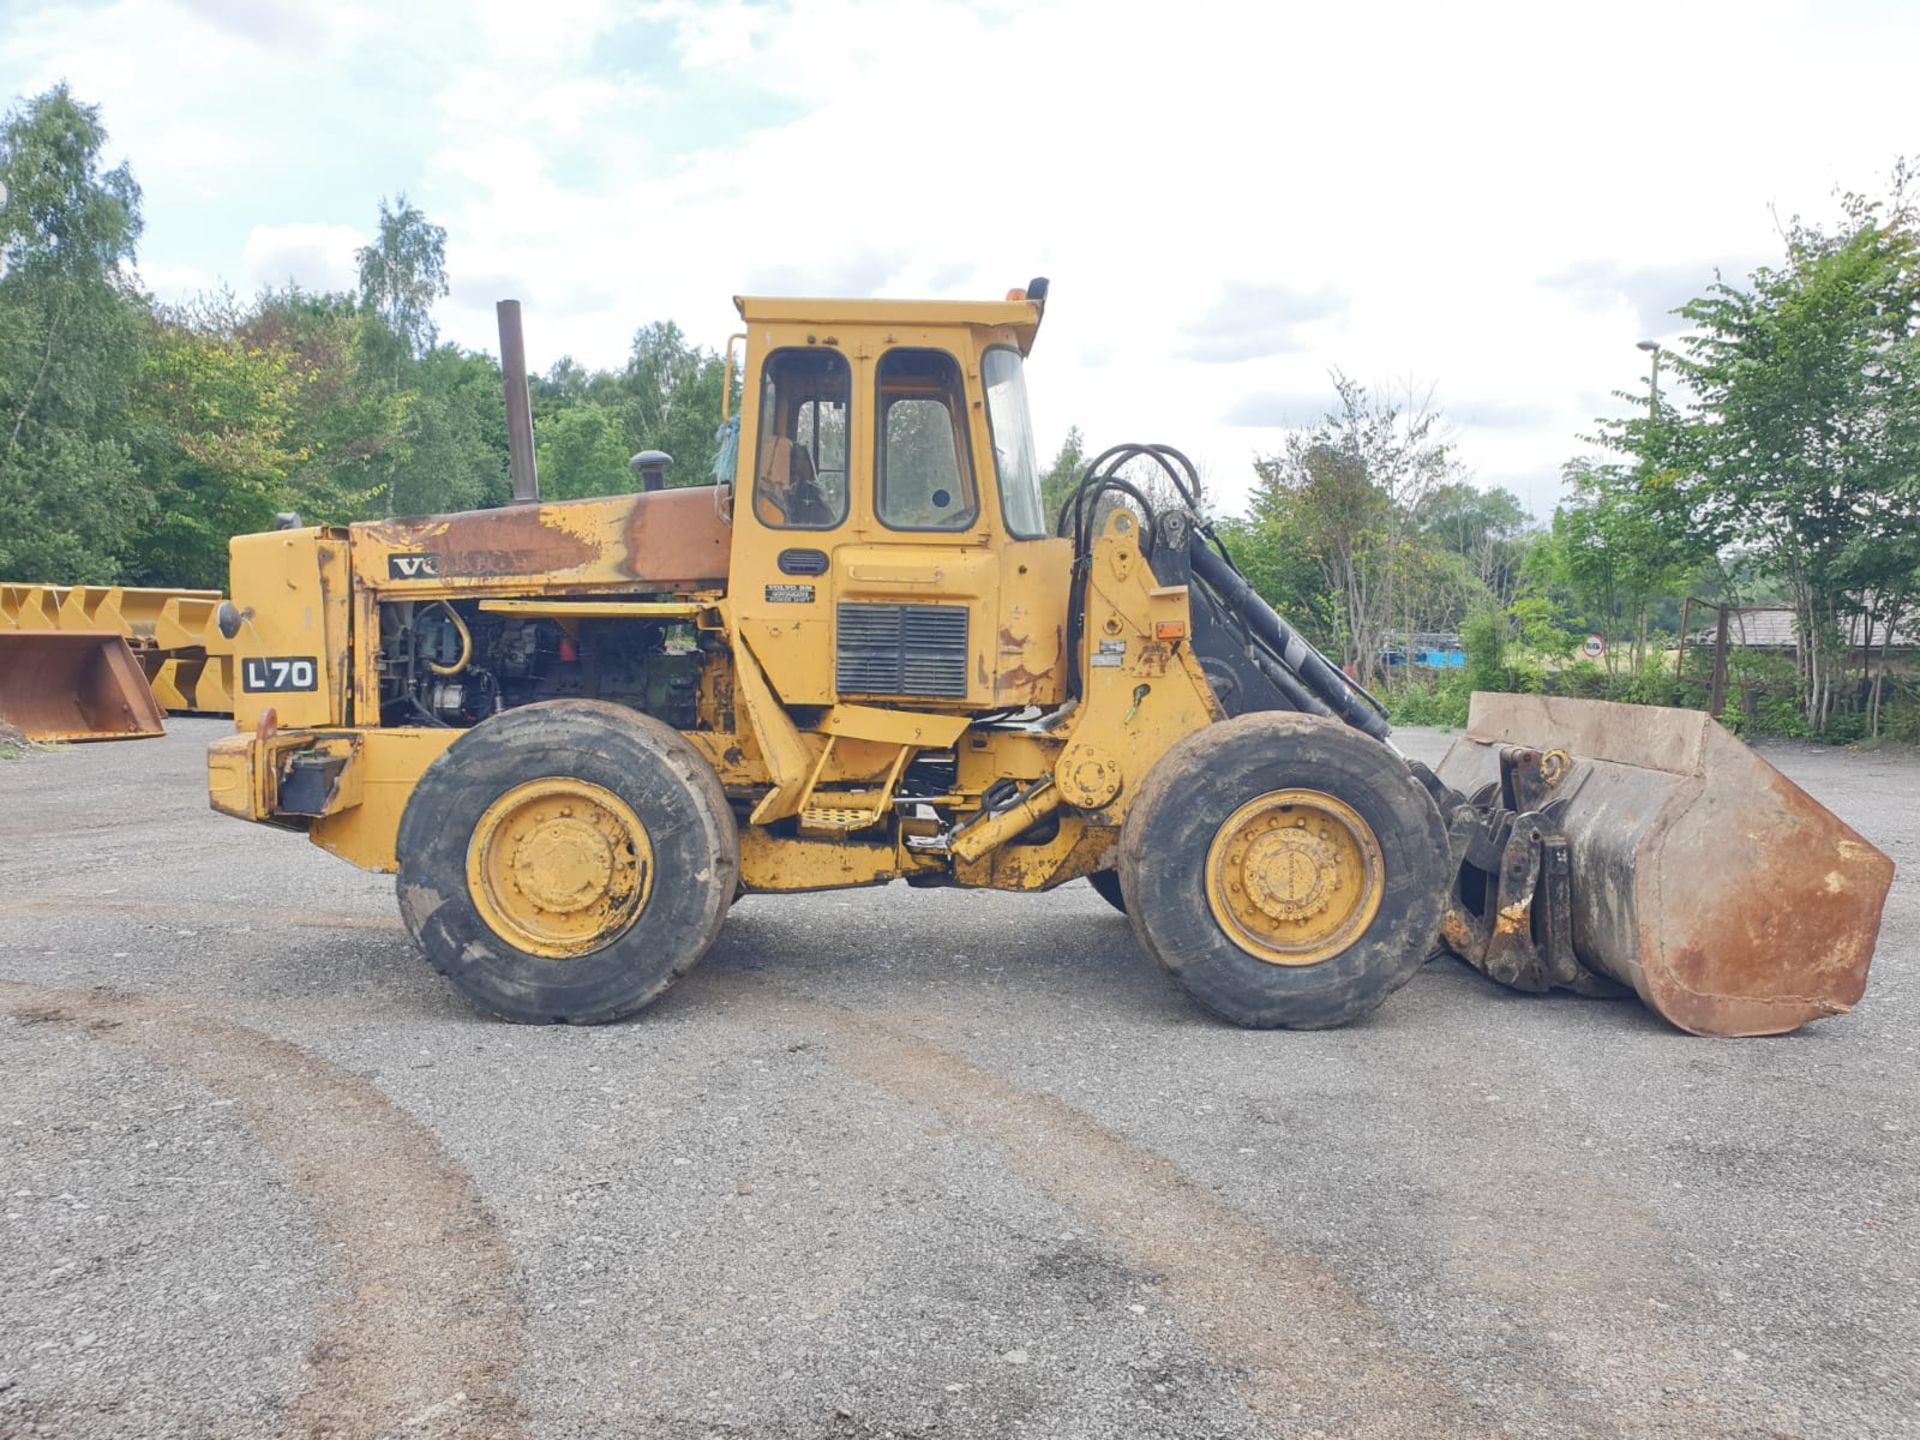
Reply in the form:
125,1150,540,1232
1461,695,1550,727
733,293,1044,355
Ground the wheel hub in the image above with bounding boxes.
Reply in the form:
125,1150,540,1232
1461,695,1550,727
467,779,653,958
512,819,615,913
1205,789,1384,966
1241,826,1340,922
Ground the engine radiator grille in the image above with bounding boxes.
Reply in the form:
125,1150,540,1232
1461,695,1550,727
835,603,970,698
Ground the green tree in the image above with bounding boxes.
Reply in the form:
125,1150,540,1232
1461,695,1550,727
0,85,148,582
1253,374,1461,685
536,402,635,500
355,194,447,359
1038,424,1087,529
1672,168,1920,730
1419,482,1531,602
124,299,307,587
1527,458,1702,673
617,320,727,487
387,345,510,516
242,285,400,524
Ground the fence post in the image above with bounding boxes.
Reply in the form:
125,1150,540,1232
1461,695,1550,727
1708,603,1731,718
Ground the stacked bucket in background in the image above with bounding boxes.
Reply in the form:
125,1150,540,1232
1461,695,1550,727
0,583,234,741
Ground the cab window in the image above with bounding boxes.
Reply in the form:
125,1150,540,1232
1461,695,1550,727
755,348,850,529
983,348,1046,538
876,348,977,531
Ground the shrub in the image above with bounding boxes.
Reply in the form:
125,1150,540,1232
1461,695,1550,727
1752,693,1812,739
1460,607,1508,697
1558,659,1609,699
1824,709,1870,745
1620,654,1683,708
1882,703,1920,746
1386,674,1470,729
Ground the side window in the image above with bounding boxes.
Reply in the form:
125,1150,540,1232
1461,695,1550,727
876,348,977,531
755,348,851,529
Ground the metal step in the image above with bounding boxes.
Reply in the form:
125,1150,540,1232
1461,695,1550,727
799,792,890,835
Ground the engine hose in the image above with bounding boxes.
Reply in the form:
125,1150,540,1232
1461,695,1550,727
424,600,473,676
1188,538,1391,741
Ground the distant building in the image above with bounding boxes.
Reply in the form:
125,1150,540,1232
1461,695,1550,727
1686,606,1920,663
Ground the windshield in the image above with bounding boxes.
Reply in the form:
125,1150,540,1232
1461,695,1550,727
983,348,1046,538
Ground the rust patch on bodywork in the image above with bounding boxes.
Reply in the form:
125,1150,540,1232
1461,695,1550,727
436,506,599,577
1134,641,1172,677
996,624,1058,690
355,487,730,590
994,624,1064,704
619,485,731,584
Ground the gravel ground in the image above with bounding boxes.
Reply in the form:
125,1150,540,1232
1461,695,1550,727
0,717,1915,1439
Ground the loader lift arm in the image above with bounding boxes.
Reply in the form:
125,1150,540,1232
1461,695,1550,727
1054,442,1390,737
1056,443,1895,1037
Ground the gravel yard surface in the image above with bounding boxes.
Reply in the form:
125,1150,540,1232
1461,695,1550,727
1,718,1915,1438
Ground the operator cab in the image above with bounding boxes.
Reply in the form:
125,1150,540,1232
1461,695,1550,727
727,281,1069,712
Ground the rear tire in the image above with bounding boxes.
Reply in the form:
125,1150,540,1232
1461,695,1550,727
1088,869,1128,914
396,700,738,1024
1118,712,1447,1029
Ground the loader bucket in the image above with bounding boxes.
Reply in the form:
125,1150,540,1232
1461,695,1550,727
1434,693,1894,1037
0,631,166,742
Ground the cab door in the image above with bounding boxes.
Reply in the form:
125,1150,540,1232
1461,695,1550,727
729,342,855,705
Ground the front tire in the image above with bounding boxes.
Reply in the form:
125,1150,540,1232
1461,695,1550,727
1118,712,1447,1029
396,701,738,1024
1088,869,1128,914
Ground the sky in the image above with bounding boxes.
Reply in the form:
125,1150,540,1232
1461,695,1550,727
2,0,1915,519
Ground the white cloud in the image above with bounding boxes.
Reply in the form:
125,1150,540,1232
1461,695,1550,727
167,0,334,51
241,222,363,294
136,259,215,304
1182,284,1350,364
5,0,1917,522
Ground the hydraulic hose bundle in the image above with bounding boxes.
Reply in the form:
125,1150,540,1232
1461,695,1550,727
1055,443,1390,740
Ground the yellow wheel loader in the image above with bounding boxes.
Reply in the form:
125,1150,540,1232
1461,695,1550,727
205,285,1894,1035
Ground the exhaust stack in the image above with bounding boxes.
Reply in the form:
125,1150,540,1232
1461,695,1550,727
497,299,539,505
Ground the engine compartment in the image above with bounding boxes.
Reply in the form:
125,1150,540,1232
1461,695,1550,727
375,600,708,731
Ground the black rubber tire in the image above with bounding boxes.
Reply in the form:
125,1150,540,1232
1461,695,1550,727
395,700,738,1024
1117,711,1448,1029
1088,869,1128,914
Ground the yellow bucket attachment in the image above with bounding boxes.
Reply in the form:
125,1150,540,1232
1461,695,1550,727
1434,693,1894,1037
0,631,167,742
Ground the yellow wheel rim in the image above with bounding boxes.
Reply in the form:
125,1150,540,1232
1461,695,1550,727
1204,789,1384,966
465,779,653,959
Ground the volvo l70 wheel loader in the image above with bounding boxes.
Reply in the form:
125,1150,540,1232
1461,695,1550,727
206,285,1894,1035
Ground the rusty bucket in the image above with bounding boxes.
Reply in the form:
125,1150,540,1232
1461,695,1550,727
1435,693,1894,1037
0,631,167,742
